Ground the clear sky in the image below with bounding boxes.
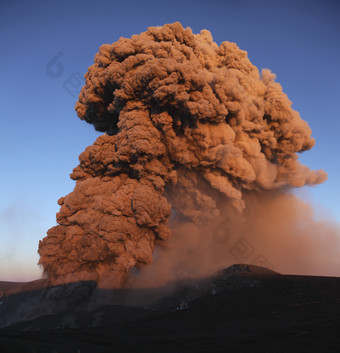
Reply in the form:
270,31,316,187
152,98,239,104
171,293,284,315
1,0,339,281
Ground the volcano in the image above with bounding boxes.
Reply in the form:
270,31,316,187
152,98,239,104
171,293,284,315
1,265,340,352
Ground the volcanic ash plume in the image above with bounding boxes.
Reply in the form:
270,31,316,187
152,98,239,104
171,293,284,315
38,22,327,287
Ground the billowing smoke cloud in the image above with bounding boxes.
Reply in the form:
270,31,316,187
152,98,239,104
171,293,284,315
38,22,329,287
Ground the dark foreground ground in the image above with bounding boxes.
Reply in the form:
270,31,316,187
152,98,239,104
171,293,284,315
1,264,340,353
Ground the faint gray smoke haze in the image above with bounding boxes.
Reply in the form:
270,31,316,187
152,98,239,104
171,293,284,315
0,203,43,281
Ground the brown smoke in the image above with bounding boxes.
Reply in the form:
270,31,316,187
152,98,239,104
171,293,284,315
38,22,329,287
128,191,340,288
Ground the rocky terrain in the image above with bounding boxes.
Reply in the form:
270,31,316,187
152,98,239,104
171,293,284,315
1,264,340,352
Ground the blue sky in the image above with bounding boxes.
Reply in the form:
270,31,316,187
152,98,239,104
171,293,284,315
1,0,339,281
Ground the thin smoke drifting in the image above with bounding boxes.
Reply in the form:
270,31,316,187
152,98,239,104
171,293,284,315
38,22,328,287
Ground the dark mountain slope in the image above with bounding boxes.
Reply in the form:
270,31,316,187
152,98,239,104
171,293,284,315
1,265,340,352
